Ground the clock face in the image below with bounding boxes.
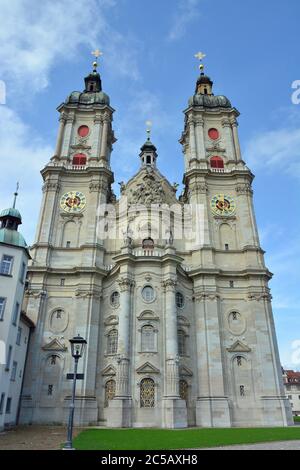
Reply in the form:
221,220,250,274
211,194,236,216
60,191,86,213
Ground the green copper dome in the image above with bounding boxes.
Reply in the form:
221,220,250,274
0,228,27,249
66,90,110,106
0,207,22,221
188,93,231,108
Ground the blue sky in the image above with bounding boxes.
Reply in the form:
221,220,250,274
0,0,299,368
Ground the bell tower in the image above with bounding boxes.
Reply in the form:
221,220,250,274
178,53,292,427
20,52,117,426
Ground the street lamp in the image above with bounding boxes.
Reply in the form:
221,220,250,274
63,334,87,450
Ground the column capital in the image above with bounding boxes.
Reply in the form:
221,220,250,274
193,291,220,302
42,182,61,193
236,183,253,195
117,277,135,292
162,278,177,292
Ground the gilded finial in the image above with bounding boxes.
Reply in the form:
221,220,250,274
91,49,103,70
194,51,206,72
13,182,19,209
145,120,152,140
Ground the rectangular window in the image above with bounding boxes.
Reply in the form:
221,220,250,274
66,241,71,248
288,395,292,400
12,302,19,325
225,243,229,251
229,280,234,288
5,397,12,414
0,393,5,414
19,262,26,283
0,255,14,275
5,345,12,371
16,326,22,345
11,361,17,381
0,297,6,320
60,278,65,286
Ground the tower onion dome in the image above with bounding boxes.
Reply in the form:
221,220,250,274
65,65,110,106
0,207,28,249
188,72,231,108
140,137,157,153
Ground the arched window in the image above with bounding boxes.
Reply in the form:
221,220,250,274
72,153,87,166
107,329,118,355
140,378,155,407
179,379,189,402
176,292,185,308
141,325,155,352
146,155,152,165
142,238,154,250
104,379,116,407
210,156,224,169
178,329,186,356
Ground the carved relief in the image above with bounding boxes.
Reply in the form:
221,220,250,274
128,172,166,206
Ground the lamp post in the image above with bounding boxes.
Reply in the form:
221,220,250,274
63,334,87,450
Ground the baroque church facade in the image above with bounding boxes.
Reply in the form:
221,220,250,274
20,59,292,428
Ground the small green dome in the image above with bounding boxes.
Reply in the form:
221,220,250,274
0,207,22,221
0,228,27,249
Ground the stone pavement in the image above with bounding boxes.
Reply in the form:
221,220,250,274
0,425,82,450
202,440,300,450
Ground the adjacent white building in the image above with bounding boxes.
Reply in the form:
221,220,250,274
0,204,34,430
20,61,292,428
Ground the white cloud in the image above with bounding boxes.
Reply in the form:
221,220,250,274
244,123,300,178
168,0,201,41
0,106,52,243
0,0,140,95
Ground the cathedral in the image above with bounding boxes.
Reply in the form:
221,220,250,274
20,55,292,428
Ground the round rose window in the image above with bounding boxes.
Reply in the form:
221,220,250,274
208,128,219,140
78,125,89,137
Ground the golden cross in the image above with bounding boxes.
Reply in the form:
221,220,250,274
194,51,206,71
92,49,103,59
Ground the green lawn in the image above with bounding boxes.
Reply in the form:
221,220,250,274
73,427,300,450
294,416,300,423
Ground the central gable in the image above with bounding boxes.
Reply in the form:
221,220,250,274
120,166,179,207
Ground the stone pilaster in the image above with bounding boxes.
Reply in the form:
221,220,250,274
162,278,187,428
107,276,134,428
194,291,231,427
195,118,205,159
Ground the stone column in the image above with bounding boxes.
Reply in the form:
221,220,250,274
194,291,231,427
54,114,66,158
162,278,187,428
195,118,205,160
231,121,242,162
107,276,134,427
